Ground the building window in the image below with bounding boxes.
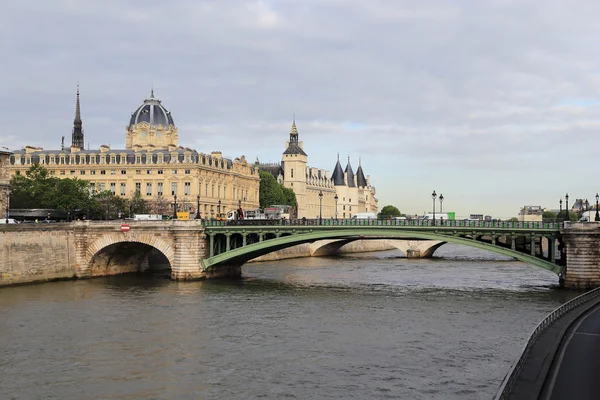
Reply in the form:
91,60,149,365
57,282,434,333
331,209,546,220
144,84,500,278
135,182,141,194
120,183,126,196
121,170,126,175
110,182,116,194
171,182,177,196
60,170,65,175
205,184,208,197
100,170,106,175
90,170,96,175
147,170,152,174
49,171,55,175
172,170,177,174
99,183,105,191
184,182,191,196
184,169,190,174
110,170,116,175
291,169,294,178
158,170,163,174
80,170,85,175
136,170,141,175
111,156,116,164
157,182,163,196
146,183,152,196
136,156,141,164
343,205,346,210
90,183,95,193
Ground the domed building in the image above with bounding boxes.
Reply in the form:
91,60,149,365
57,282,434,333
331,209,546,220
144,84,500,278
8,87,260,218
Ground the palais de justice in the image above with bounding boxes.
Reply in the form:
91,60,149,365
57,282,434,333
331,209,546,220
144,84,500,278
8,88,378,218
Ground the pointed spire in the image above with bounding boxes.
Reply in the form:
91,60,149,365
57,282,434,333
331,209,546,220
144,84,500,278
72,83,84,148
151,76,155,98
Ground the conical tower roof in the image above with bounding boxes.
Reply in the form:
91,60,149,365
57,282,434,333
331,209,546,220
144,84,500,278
345,157,356,187
356,157,367,187
331,154,345,186
283,119,307,156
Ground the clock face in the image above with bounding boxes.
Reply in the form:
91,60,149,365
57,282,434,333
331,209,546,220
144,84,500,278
140,130,148,138
156,131,164,139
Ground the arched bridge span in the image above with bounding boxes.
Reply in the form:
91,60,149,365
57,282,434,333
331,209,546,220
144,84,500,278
201,225,564,276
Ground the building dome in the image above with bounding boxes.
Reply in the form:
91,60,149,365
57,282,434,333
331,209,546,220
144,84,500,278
128,90,174,128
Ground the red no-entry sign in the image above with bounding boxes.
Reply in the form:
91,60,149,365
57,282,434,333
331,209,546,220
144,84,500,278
121,224,130,232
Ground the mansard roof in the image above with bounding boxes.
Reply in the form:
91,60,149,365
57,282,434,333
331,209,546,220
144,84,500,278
345,158,355,187
331,156,345,186
257,162,284,179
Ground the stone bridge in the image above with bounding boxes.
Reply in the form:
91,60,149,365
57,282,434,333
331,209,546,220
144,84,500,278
1,220,600,289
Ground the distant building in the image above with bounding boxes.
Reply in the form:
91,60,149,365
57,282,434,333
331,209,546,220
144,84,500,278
571,198,589,213
7,87,260,217
518,205,543,222
0,148,11,217
257,121,378,219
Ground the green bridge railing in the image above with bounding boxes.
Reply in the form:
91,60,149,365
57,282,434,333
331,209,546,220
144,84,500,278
203,218,561,230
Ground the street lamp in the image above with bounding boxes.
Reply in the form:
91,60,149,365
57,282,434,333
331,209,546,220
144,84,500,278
559,198,562,221
210,205,214,219
439,193,444,213
318,191,323,225
596,193,600,222
334,193,339,219
196,194,201,220
565,193,569,222
431,190,437,226
5,189,10,224
173,195,178,220
218,199,221,216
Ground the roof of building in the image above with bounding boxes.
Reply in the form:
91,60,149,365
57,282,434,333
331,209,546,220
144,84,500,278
257,162,284,178
128,90,174,128
282,120,307,156
356,161,367,187
345,157,355,187
331,155,345,186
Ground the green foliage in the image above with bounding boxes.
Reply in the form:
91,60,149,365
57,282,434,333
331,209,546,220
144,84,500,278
128,190,149,215
91,190,128,219
508,217,519,222
258,170,296,209
542,211,557,219
10,164,92,212
378,205,403,218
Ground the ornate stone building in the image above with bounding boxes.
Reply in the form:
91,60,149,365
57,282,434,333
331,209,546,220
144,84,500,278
8,88,260,217
258,121,378,219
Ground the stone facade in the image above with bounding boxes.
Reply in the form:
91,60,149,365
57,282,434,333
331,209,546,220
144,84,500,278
8,90,260,218
258,121,378,219
0,149,11,218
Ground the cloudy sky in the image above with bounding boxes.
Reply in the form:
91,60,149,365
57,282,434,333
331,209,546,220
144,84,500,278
2,0,600,217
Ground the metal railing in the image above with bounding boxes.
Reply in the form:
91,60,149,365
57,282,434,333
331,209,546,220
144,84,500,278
494,287,600,400
204,218,561,229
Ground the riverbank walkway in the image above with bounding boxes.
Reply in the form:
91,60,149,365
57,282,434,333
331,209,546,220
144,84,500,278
496,288,600,399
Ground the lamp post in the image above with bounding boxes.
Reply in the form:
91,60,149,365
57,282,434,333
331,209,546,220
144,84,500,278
318,191,323,225
210,205,214,219
431,190,437,226
559,198,562,222
565,193,569,222
334,193,339,220
5,189,10,224
439,193,444,213
218,199,221,216
173,195,178,220
196,194,201,220
596,193,600,222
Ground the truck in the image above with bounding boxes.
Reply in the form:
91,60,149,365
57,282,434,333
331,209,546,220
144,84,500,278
133,214,163,221
351,212,377,220
418,212,455,221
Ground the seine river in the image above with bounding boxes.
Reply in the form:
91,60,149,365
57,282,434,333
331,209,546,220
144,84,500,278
0,245,578,400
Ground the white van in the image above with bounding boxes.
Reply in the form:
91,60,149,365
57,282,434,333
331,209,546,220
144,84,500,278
351,212,377,220
0,218,18,224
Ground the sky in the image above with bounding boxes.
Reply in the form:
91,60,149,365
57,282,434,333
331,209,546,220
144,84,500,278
2,0,600,218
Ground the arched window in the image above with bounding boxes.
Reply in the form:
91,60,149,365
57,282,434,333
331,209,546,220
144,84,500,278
291,168,294,178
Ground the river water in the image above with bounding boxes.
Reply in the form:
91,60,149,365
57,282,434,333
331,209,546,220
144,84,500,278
0,245,578,400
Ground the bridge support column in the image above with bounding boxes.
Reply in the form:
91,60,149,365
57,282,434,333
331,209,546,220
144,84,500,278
511,236,516,251
242,234,247,246
170,227,208,281
563,223,600,289
386,240,445,258
209,234,214,257
530,236,536,256
549,236,556,262
226,234,231,251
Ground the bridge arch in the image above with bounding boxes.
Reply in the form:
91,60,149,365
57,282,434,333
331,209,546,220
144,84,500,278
202,229,563,276
86,233,175,277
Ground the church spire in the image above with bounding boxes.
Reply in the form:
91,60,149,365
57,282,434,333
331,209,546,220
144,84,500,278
289,116,299,144
71,83,84,148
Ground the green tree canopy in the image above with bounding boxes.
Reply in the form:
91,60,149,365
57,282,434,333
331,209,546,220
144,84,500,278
542,211,557,220
258,170,296,209
378,205,403,218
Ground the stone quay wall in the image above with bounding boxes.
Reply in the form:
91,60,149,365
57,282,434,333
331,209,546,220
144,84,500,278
0,225,78,287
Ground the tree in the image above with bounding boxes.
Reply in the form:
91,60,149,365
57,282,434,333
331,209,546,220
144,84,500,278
128,190,148,215
258,170,296,209
148,195,171,215
378,205,403,219
508,217,519,222
92,190,127,220
542,211,557,220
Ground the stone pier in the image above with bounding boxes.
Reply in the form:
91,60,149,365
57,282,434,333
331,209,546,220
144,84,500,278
563,222,600,289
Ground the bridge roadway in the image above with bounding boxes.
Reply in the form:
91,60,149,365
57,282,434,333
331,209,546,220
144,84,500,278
495,288,600,400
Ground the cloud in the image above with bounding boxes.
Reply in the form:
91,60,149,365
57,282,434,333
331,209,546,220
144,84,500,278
2,0,600,216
